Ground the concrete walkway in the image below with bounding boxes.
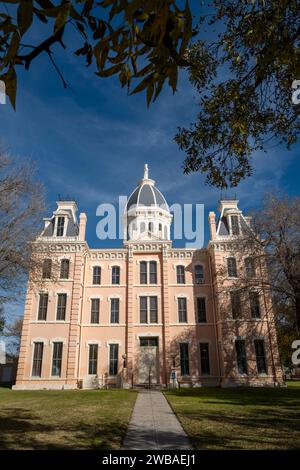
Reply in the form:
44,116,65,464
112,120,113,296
122,389,192,450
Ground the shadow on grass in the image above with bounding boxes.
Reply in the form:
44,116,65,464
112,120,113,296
166,386,300,407
165,387,300,450
0,407,128,450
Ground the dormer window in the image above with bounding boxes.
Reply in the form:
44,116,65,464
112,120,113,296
231,215,240,235
56,217,65,237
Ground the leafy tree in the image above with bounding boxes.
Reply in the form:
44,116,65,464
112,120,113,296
216,193,300,332
3,317,23,357
1,1,299,189
275,302,298,368
0,149,46,306
176,0,300,187
0,0,194,107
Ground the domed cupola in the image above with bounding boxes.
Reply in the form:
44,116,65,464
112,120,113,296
124,164,173,242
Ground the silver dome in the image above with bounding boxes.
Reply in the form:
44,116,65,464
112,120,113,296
126,182,169,212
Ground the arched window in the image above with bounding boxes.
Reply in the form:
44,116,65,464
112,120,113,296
159,223,162,231
148,222,154,232
112,266,120,285
140,222,146,232
60,259,70,279
42,259,52,279
194,265,204,284
176,265,185,284
93,266,101,285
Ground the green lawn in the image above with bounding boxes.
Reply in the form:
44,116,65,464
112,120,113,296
0,388,137,450
165,381,300,450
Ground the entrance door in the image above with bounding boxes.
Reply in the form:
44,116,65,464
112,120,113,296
138,337,158,385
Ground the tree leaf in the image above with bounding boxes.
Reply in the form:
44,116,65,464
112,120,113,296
54,2,70,34
17,0,33,37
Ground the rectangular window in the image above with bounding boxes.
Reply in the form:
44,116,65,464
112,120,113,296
110,298,120,324
235,339,248,374
230,291,241,319
88,344,98,375
56,217,65,237
109,343,119,376
231,215,240,235
51,342,63,377
250,291,260,318
56,293,67,321
200,343,210,375
227,257,237,277
38,293,48,321
194,265,204,284
140,296,148,323
42,259,52,279
91,298,100,324
112,266,120,285
176,265,185,284
178,297,187,323
180,343,189,375
149,296,158,323
60,259,69,279
254,339,267,374
32,342,44,377
245,257,256,277
140,261,147,284
93,266,101,285
149,261,157,284
197,297,207,323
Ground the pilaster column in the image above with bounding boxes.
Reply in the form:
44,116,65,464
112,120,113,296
65,248,85,386
161,244,171,386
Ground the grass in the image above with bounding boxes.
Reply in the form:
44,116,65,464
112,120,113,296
0,388,137,450
164,381,300,450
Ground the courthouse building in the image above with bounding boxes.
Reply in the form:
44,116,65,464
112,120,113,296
14,165,283,389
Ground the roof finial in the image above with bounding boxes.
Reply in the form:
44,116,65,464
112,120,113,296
144,163,149,179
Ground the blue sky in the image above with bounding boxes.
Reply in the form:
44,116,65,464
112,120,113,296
0,8,299,320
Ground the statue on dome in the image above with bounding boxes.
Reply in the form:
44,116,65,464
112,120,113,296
144,163,149,179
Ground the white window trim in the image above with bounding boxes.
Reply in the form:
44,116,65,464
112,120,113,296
88,295,103,301
86,340,101,347
175,294,189,300
50,337,67,345
108,263,122,269
31,338,48,346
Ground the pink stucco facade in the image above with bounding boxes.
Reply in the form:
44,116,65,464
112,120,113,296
14,172,283,390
